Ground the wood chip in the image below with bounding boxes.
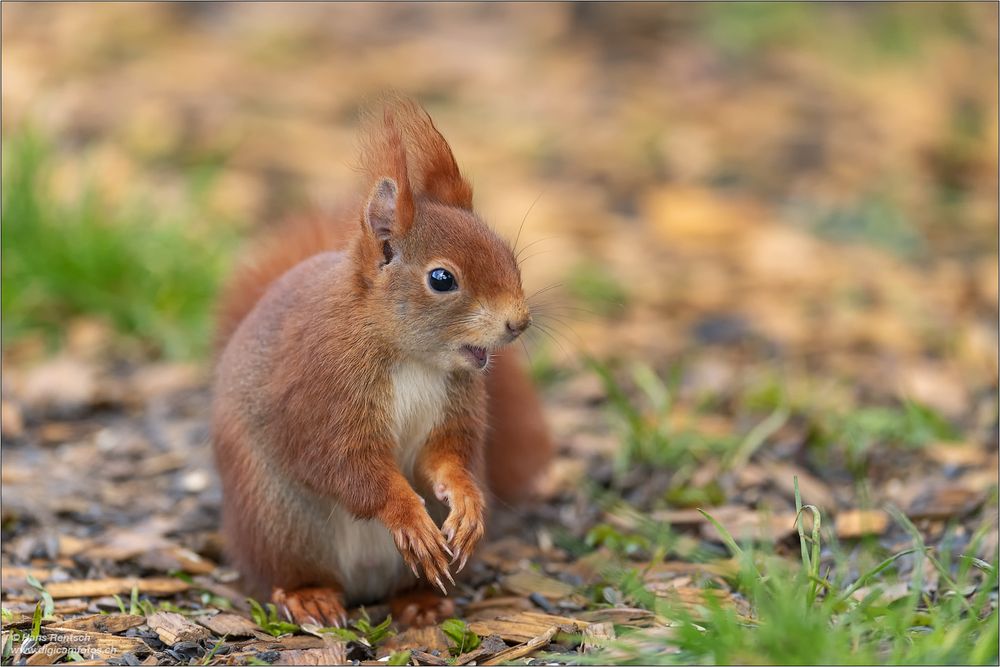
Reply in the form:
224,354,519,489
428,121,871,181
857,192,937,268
146,611,211,645
698,509,798,543
578,607,657,627
501,570,575,600
836,510,890,539
277,647,348,665
482,625,558,666
452,646,492,665
468,612,588,644
1,400,24,439
238,635,326,652
581,621,616,653
650,505,738,525
463,596,533,618
24,643,67,666
410,649,449,665
37,627,149,660
380,626,450,655
850,582,910,604
925,442,988,468
43,577,189,599
908,486,986,520
764,462,837,511
47,613,145,634
1,566,55,589
196,612,263,638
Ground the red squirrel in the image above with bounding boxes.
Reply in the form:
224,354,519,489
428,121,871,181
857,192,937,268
211,97,553,627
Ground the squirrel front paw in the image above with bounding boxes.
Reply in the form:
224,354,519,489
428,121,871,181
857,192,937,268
385,502,455,594
435,481,485,572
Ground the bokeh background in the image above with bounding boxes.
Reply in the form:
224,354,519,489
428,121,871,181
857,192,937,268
1,3,998,664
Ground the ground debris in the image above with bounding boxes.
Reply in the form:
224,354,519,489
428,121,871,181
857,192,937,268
836,509,890,538
468,611,588,644
46,613,145,634
196,612,266,638
146,611,211,645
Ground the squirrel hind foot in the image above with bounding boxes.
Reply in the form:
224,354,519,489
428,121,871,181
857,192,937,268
389,588,456,628
273,586,348,628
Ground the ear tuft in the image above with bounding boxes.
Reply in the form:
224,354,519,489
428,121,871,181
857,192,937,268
365,178,398,241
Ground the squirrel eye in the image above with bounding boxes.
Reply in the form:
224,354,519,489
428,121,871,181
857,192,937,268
428,268,457,292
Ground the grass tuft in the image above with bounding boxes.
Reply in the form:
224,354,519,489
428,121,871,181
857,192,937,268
2,129,236,359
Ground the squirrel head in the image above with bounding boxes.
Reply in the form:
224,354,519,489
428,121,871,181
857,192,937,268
353,97,530,372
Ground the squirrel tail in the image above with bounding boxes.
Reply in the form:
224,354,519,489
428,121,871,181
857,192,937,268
483,349,555,505
215,211,355,350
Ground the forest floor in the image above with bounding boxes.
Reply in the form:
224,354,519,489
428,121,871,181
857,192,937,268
2,4,998,665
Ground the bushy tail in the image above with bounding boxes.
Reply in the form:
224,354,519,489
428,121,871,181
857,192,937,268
215,211,355,350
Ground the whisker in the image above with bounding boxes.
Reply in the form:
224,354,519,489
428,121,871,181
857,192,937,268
531,320,574,360
518,336,533,366
513,190,545,256
516,249,554,266
525,282,564,302
515,236,556,262
529,302,604,321
534,315,589,351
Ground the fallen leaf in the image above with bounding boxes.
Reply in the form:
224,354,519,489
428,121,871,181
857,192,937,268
908,486,986,520
1,400,24,439
501,570,575,600
697,509,799,544
18,356,100,416
836,510,890,539
851,582,910,604
925,442,988,469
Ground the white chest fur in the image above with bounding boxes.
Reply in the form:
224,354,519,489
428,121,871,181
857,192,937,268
390,360,449,478
291,360,451,604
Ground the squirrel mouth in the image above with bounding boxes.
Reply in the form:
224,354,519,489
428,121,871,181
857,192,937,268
461,345,490,370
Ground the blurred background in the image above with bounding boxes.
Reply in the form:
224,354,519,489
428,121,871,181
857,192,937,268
1,3,998,662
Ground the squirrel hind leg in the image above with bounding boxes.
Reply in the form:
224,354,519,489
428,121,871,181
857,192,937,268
273,585,348,628
389,588,456,628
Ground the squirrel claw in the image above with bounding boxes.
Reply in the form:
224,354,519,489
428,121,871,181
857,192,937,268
433,576,448,596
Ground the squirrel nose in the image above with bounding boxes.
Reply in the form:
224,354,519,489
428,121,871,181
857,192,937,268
506,315,532,339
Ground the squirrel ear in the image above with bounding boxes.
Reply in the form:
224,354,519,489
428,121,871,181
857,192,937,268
365,178,400,241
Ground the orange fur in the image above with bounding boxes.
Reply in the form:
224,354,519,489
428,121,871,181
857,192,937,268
211,97,552,618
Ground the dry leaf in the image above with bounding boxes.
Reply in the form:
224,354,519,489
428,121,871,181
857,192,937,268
836,510,890,539
501,570,575,600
